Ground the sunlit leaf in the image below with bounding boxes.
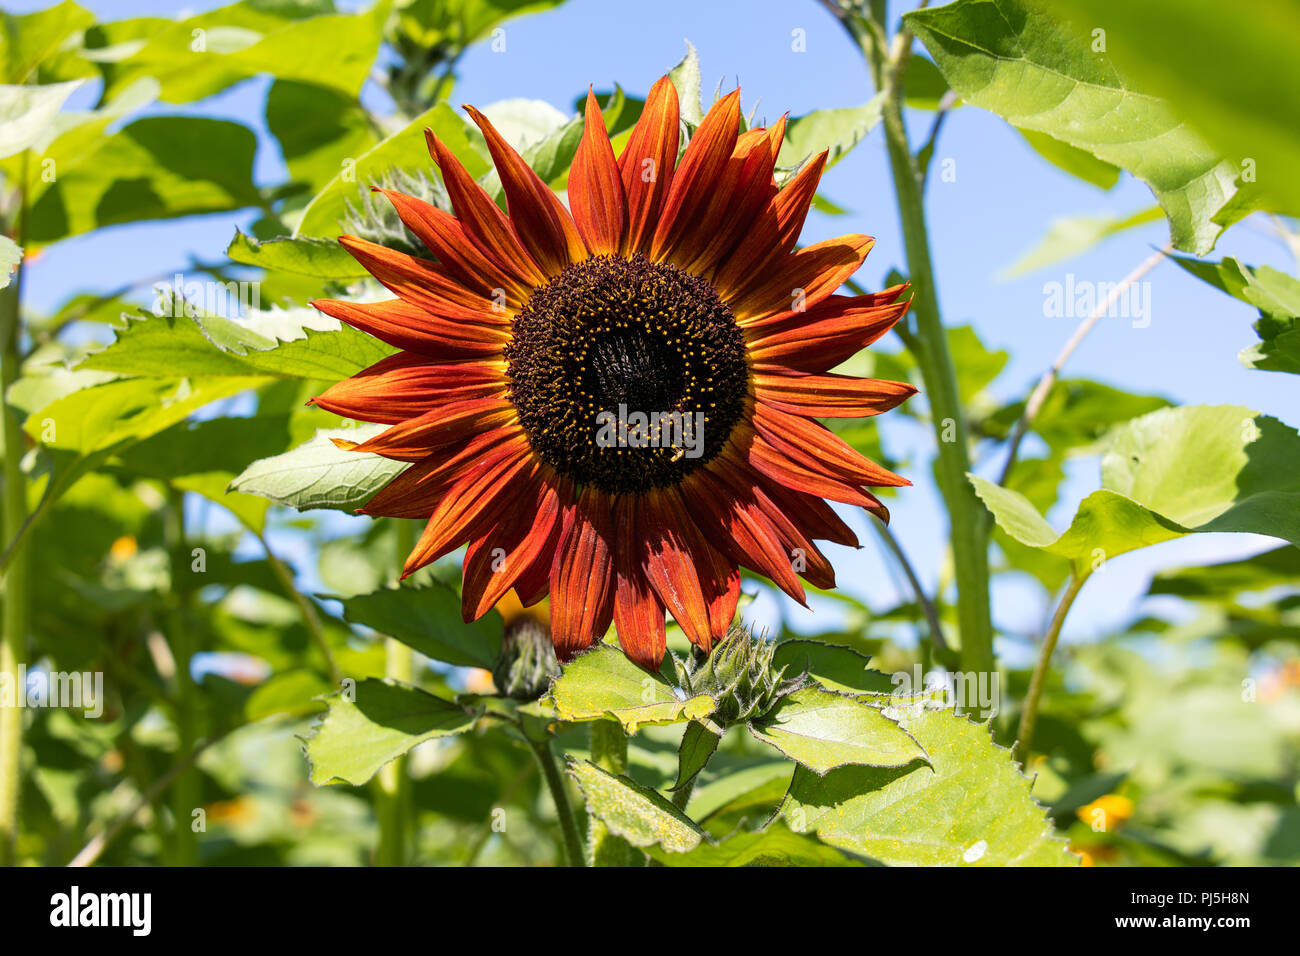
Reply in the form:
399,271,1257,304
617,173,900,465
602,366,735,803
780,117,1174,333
228,424,406,513
333,580,502,670
551,645,716,733
306,678,481,786
749,686,926,775
567,758,706,853
906,0,1236,254
782,702,1076,866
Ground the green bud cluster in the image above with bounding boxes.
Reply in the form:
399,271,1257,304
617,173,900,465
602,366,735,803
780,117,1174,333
341,168,449,258
492,617,561,702
673,624,809,727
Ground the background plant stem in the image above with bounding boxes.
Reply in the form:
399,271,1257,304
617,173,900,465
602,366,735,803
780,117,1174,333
374,517,417,865
1014,573,1086,763
0,261,26,866
164,486,199,865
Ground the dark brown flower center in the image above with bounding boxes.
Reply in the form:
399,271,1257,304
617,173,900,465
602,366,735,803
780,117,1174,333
506,254,749,494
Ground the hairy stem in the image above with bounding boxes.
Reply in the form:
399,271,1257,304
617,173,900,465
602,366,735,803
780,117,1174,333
873,19,995,676
1014,573,1086,763
527,737,585,867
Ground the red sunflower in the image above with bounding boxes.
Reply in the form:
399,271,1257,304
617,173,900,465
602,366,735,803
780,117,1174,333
310,76,915,671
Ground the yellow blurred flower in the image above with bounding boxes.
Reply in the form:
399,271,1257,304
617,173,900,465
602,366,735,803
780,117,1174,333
1077,793,1134,830
109,535,138,560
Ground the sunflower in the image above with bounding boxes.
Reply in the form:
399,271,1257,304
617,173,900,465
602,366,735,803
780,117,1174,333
310,76,915,670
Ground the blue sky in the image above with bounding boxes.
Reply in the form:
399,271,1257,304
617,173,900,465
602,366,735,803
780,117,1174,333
15,0,1296,663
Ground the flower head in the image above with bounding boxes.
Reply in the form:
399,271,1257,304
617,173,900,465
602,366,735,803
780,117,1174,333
311,77,915,670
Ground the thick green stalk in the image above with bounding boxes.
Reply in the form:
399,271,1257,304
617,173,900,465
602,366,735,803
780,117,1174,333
1014,573,1086,763
588,719,640,866
874,25,995,677
527,737,585,867
0,263,27,866
374,518,417,865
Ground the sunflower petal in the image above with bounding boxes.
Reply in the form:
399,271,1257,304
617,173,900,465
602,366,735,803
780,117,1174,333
649,88,741,262
465,104,587,276
548,487,616,661
569,89,626,256
713,150,826,299
311,295,509,357
754,371,917,418
424,128,548,289
729,234,876,323
377,188,532,303
618,75,679,255
612,497,667,670
462,474,561,621
745,286,910,371
310,354,507,424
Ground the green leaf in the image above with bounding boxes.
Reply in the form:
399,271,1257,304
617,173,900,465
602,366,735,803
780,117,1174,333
673,720,720,792
972,405,1300,578
1001,206,1163,277
116,414,300,532
1,0,95,83
1169,255,1300,376
395,0,564,50
25,115,261,246
267,79,378,194
306,678,481,786
0,235,18,289
78,308,393,380
567,758,706,853
334,580,502,670
103,1,388,104
1045,0,1300,219
227,424,407,514
668,40,703,126
783,702,1076,866
778,95,884,173
550,645,716,733
27,375,262,456
0,79,84,159
984,378,1172,453
905,0,1236,254
243,669,330,722
1149,546,1300,601
295,101,487,239
226,230,367,279
647,820,862,867
749,686,926,775
1017,128,1119,190
771,639,895,695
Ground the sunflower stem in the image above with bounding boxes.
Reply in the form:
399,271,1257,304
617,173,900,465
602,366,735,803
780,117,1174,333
866,11,996,679
588,718,641,866
1014,572,1086,764
527,737,585,867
